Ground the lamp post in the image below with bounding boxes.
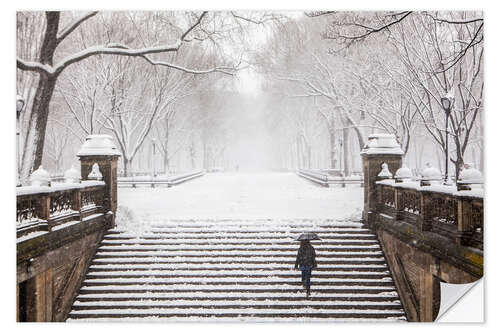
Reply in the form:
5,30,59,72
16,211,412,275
338,137,344,176
151,138,157,178
440,92,454,185
16,95,25,186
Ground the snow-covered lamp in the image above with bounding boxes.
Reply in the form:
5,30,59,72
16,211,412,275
420,163,441,186
30,166,51,187
395,165,412,183
64,165,81,183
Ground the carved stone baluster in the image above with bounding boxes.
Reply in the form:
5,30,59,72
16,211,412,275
457,197,474,246
395,188,404,220
419,192,432,232
39,195,51,231
72,189,82,222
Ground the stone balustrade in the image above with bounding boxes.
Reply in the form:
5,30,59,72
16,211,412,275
17,135,121,322
375,178,483,249
360,133,483,321
17,178,106,238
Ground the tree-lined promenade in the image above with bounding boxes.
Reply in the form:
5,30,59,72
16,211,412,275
17,11,483,182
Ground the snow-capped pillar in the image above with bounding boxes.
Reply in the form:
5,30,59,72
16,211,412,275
360,134,403,225
77,135,121,225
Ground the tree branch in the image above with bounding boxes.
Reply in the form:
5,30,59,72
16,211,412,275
56,11,99,45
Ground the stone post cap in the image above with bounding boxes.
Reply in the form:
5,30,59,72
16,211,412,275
30,165,51,186
360,133,404,156
421,163,442,181
77,134,121,157
64,165,81,183
458,163,483,184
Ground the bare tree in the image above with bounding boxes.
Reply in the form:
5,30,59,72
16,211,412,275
16,11,236,182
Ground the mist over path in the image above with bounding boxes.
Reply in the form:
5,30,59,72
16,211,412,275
118,173,363,224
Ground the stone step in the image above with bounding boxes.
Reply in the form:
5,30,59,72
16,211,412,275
93,247,383,254
78,285,397,294
96,245,381,252
100,238,379,245
86,264,388,276
68,316,407,322
70,220,405,322
148,223,366,228
88,264,387,271
75,293,401,302
130,228,372,234
68,309,405,319
90,255,385,262
71,301,403,311
104,235,377,241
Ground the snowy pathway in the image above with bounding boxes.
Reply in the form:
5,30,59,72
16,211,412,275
117,172,363,227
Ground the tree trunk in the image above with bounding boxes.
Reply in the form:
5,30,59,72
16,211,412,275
343,127,350,176
19,12,60,183
123,158,131,177
203,141,208,170
329,127,337,169
20,76,57,182
190,146,196,169
307,145,312,169
163,143,170,174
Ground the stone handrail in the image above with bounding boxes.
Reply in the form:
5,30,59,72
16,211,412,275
16,181,106,238
297,169,363,187
117,170,205,188
375,179,483,248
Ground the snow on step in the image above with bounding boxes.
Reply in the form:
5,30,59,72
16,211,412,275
67,316,406,322
87,264,389,271
101,238,378,244
68,219,406,322
75,291,400,299
92,253,385,260
72,299,402,307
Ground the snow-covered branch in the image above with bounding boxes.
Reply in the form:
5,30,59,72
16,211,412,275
56,11,98,45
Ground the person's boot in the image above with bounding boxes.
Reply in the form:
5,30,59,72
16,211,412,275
306,287,310,297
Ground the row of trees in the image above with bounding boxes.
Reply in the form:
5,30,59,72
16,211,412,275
257,11,483,177
16,11,280,180
16,11,484,179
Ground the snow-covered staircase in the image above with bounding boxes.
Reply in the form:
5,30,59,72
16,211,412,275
67,219,406,322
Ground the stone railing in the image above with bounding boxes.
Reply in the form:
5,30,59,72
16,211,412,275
297,169,363,187
16,181,106,238
361,134,483,321
375,178,483,249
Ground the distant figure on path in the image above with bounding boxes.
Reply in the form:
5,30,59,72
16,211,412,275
294,239,317,297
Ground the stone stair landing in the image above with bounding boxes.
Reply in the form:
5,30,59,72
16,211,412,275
67,219,407,322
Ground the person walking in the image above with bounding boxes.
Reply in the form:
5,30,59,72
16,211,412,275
294,239,317,297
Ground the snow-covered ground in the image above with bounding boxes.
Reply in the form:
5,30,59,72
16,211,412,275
117,172,363,229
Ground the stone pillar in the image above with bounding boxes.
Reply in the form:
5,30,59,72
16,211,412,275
360,134,403,224
77,135,121,225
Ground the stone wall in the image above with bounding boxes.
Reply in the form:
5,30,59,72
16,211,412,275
17,213,112,321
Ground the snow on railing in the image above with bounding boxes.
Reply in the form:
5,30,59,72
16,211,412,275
297,169,363,188
117,170,205,188
17,165,106,238
374,164,483,248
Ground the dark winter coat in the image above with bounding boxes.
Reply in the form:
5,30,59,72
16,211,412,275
295,242,317,268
